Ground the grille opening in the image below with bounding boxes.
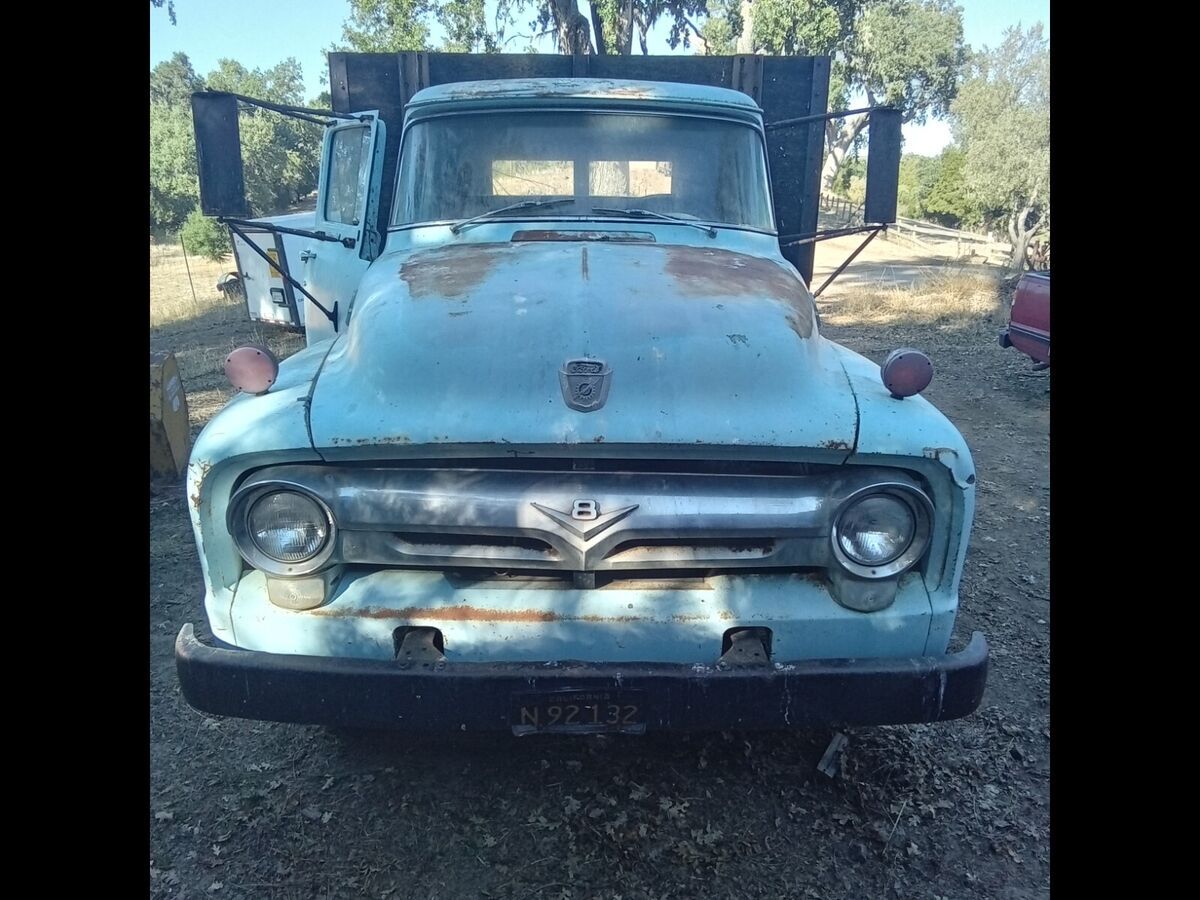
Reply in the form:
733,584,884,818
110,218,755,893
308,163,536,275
390,532,558,557
604,537,776,561
436,565,821,590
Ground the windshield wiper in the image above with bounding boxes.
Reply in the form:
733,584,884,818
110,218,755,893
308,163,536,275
591,207,717,238
450,198,576,234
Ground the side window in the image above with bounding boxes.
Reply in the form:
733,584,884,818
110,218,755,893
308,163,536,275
324,126,371,225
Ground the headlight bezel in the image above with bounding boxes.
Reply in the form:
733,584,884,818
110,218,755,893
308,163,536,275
830,483,933,579
229,483,337,577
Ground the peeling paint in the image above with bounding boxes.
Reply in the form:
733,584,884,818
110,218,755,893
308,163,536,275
400,245,503,299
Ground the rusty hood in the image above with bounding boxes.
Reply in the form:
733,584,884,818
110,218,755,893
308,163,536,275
308,240,859,452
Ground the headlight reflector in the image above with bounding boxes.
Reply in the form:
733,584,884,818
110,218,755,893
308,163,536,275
247,491,330,563
836,494,914,565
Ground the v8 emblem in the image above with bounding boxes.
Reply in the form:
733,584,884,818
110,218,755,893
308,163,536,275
531,500,638,541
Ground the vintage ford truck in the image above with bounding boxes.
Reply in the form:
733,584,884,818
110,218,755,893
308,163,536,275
176,53,987,733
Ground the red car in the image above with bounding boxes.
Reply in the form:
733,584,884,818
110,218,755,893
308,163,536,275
999,271,1050,366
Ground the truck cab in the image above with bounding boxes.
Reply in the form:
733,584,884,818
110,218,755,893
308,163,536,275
178,68,987,733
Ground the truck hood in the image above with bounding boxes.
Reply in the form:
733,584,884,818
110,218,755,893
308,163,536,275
308,240,859,453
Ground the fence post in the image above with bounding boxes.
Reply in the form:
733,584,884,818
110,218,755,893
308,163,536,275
179,234,199,306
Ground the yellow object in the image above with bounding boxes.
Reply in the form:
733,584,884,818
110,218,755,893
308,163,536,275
150,351,190,477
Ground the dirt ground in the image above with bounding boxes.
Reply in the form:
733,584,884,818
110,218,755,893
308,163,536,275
150,241,1048,900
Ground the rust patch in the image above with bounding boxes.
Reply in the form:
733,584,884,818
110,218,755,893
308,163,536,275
187,460,213,511
400,244,507,299
511,230,653,243
313,605,647,624
662,246,802,300
315,605,560,622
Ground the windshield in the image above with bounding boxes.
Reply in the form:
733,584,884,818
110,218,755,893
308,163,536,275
393,111,774,231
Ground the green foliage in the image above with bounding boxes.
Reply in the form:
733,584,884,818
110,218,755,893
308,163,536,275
497,1,709,55
702,0,844,56
896,153,937,218
894,146,977,227
923,146,974,226
339,0,435,51
831,152,866,197
149,53,324,231
206,58,324,217
337,0,504,52
950,24,1049,233
150,96,200,231
180,209,232,261
704,0,962,121
851,0,964,122
438,0,502,51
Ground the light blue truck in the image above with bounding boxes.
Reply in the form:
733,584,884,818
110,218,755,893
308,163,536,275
177,53,986,734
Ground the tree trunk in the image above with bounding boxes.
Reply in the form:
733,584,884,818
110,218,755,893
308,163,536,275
820,113,869,194
590,6,606,54
1006,204,1044,270
617,0,634,54
550,0,593,54
735,0,756,53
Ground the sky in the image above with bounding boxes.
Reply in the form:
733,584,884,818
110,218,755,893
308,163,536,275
149,0,1049,156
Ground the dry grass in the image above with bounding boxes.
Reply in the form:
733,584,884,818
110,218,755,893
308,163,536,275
823,272,1004,329
149,238,239,329
149,236,306,443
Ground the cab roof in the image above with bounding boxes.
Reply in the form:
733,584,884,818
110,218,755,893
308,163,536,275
405,78,764,118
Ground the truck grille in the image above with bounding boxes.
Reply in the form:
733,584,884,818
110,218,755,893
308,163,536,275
235,463,929,576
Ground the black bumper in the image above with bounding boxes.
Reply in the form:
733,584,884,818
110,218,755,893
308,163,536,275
175,624,988,732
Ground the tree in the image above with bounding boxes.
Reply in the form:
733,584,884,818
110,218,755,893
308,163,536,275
703,0,965,193
922,145,973,227
896,152,938,218
950,24,1049,269
150,0,176,25
439,0,502,51
150,54,205,230
150,51,203,106
339,0,435,51
498,1,710,55
149,54,326,231
206,59,325,217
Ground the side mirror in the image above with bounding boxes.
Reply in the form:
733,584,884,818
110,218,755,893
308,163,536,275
864,108,902,225
192,92,248,218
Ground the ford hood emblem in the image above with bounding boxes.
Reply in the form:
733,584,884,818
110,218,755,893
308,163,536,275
559,358,612,412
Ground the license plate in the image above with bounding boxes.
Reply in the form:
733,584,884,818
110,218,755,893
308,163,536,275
510,689,646,735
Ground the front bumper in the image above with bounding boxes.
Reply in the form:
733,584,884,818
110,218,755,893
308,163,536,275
176,624,988,731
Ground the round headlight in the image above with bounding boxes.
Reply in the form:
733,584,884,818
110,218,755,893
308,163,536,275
832,487,931,578
837,495,914,565
247,491,330,563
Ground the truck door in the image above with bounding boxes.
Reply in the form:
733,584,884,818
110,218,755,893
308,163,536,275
232,226,303,329
300,113,387,343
